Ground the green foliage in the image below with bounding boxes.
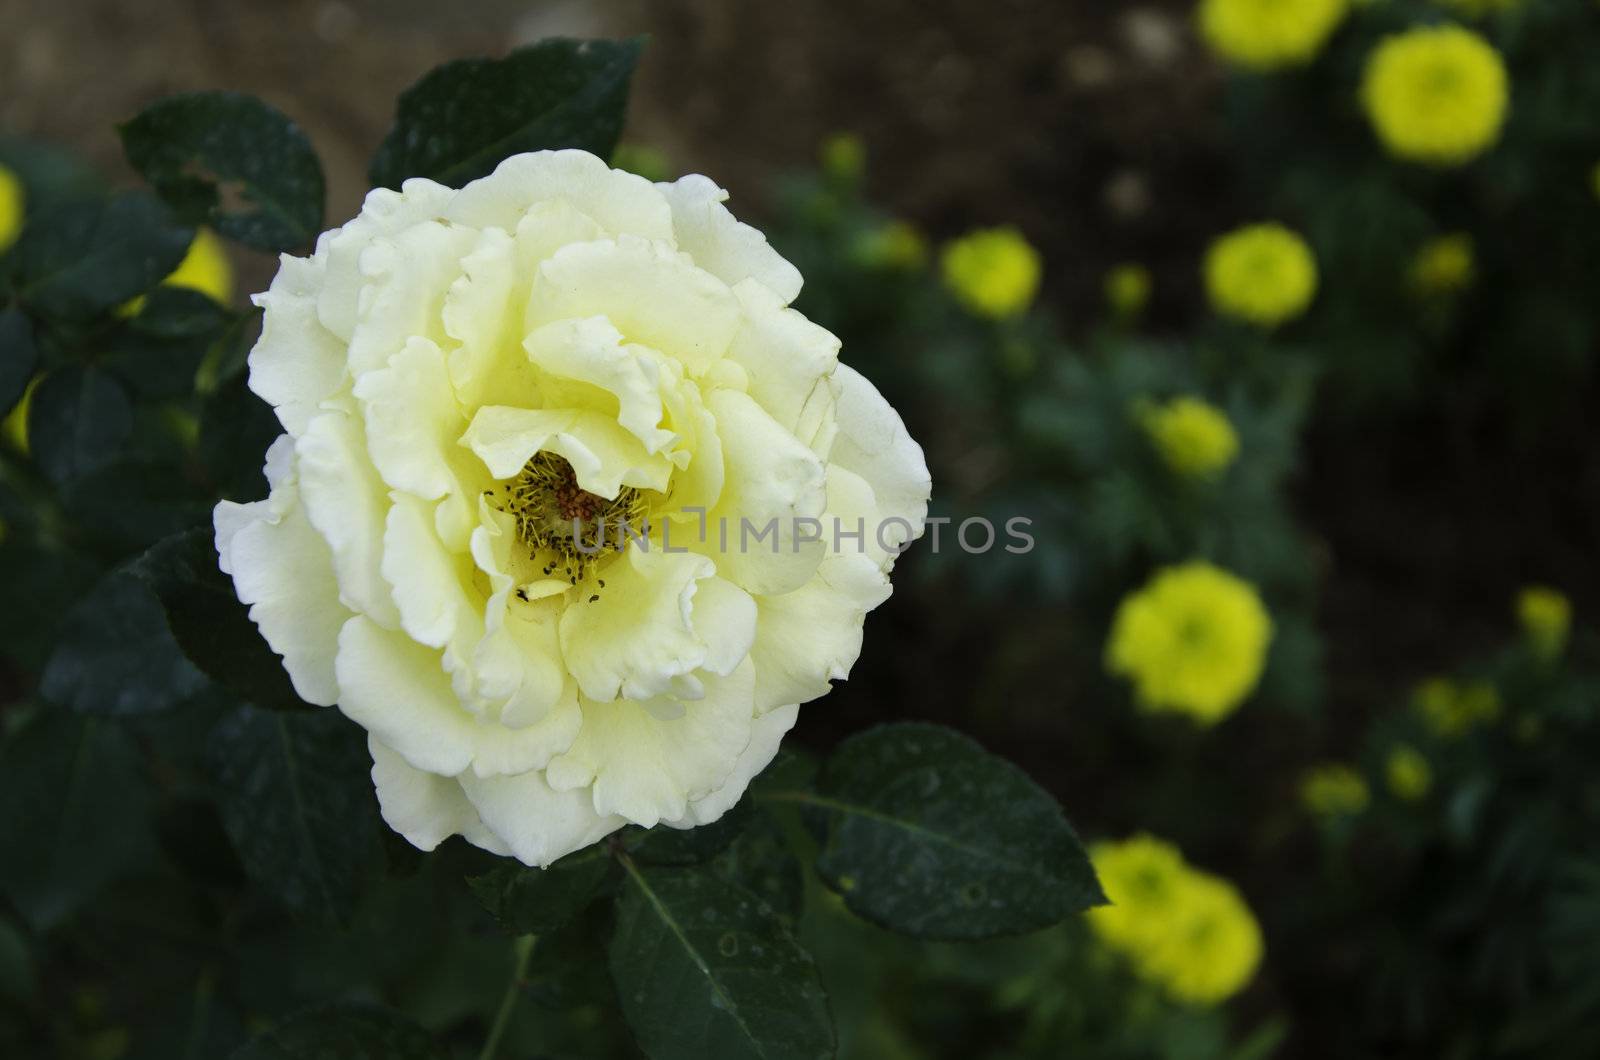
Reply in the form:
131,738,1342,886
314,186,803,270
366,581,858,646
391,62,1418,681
369,37,644,189
6,192,192,319
0,308,36,418
795,723,1103,940
228,1004,449,1060
120,91,326,252
609,860,836,1060
206,704,385,923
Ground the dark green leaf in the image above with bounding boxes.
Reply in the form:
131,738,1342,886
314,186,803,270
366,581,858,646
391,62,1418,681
40,568,207,716
468,846,613,936
795,722,1104,940
711,810,805,924
60,457,214,552
206,704,383,922
0,541,98,670
228,1004,448,1060
610,861,835,1060
28,364,133,486
0,308,37,419
369,37,644,189
623,798,752,866
9,192,193,318
120,91,325,252
134,527,306,712
100,287,235,400
199,370,280,501
0,708,155,929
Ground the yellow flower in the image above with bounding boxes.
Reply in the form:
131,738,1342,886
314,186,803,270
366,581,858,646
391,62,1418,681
1410,233,1474,295
1089,835,1264,1006
1414,677,1500,737
164,228,234,304
1517,585,1571,662
1106,561,1274,724
1204,223,1318,327
1301,763,1370,818
1105,263,1152,318
1198,0,1350,70
854,221,928,271
1141,396,1240,480
1361,25,1509,166
1,376,39,454
1386,744,1433,801
821,132,866,182
941,226,1042,319
0,164,23,252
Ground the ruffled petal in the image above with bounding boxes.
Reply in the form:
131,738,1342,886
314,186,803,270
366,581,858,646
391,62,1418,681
527,237,741,376
826,363,932,563
545,659,758,827
692,389,828,596
460,405,671,498
368,736,508,855
749,553,890,714
671,702,799,828
657,174,803,303
458,766,627,868
295,410,401,627
214,437,349,707
524,317,674,453
248,254,349,437
334,615,477,776
444,149,675,242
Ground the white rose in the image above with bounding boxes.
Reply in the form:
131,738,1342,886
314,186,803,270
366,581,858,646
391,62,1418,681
214,150,930,866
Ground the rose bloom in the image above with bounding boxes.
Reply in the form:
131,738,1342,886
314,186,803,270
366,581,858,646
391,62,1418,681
215,150,931,866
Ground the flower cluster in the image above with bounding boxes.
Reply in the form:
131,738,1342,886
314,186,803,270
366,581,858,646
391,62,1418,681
1300,763,1370,819
1204,223,1318,328
1088,834,1264,1006
1413,676,1500,738
215,150,930,866
1105,561,1274,725
1362,25,1509,166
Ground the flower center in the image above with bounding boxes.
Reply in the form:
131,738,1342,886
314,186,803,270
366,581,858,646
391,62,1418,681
493,452,648,584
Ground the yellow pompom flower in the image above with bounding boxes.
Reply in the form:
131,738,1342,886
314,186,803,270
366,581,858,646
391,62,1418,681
1,376,38,453
1204,223,1318,327
0,164,23,252
1386,744,1433,801
854,221,929,271
1301,763,1370,818
1410,233,1474,295
1516,585,1571,662
1414,677,1499,738
1361,25,1509,166
941,226,1042,319
1089,835,1264,1006
1106,561,1274,724
1141,396,1240,480
1105,263,1152,318
1197,0,1350,70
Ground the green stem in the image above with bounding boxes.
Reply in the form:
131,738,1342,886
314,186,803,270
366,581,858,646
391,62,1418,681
478,933,536,1060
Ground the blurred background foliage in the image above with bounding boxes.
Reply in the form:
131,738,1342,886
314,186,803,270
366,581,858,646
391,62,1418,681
4,0,1600,1057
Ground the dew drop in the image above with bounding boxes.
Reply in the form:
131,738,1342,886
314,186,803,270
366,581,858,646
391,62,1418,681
717,931,739,957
